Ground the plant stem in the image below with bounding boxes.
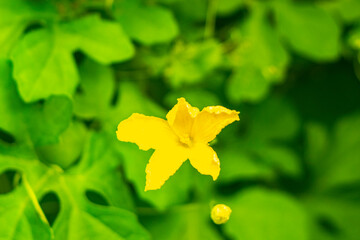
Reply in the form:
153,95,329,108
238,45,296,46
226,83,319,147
204,0,218,39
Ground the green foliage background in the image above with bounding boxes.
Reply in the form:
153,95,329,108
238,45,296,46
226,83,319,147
1,0,360,239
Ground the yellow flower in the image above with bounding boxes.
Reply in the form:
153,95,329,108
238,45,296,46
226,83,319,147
211,204,232,224
116,98,239,191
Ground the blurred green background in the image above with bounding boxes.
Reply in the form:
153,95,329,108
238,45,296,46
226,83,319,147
1,0,360,239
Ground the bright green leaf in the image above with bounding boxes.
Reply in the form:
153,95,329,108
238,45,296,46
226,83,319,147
114,0,178,45
11,14,134,102
0,59,72,146
10,28,79,102
231,6,289,82
25,96,73,146
224,188,309,240
164,40,222,87
74,59,115,119
227,65,270,103
274,1,340,60
316,113,360,189
0,0,56,58
60,14,134,64
0,183,53,240
36,120,88,169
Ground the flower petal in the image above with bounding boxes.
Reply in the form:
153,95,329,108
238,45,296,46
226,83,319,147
191,106,239,143
145,144,189,191
189,144,220,180
166,98,199,144
117,113,177,151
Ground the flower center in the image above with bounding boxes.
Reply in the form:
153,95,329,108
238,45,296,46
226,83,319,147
179,135,192,147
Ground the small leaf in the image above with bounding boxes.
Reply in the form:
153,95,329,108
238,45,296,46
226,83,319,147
227,65,270,103
11,28,79,102
74,59,115,119
36,121,88,169
254,145,302,177
0,0,56,57
224,188,309,240
274,1,340,60
61,14,134,64
230,6,289,82
25,96,73,146
0,59,72,146
248,97,300,141
317,113,360,189
114,0,178,45
217,143,274,183
11,14,134,102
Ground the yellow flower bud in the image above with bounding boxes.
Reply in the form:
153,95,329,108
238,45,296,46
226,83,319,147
211,204,232,224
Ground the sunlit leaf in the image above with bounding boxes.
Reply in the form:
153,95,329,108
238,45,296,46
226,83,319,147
0,0,56,57
114,0,178,45
274,1,340,60
224,188,309,240
11,14,133,102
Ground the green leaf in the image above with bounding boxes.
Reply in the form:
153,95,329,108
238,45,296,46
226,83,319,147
10,27,79,102
0,183,53,240
36,120,88,169
224,188,309,240
274,1,340,60
141,204,222,240
0,59,26,138
0,134,149,240
11,14,134,102
114,0,179,45
227,65,270,103
173,0,207,21
60,14,134,64
305,190,360,240
217,0,244,16
0,0,56,57
305,123,329,170
0,59,72,146
164,40,222,87
48,134,148,239
248,97,300,141
74,59,115,119
315,113,360,189
0,153,53,240
25,96,73,146
327,0,360,23
254,145,302,177
217,144,274,183
230,6,289,82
